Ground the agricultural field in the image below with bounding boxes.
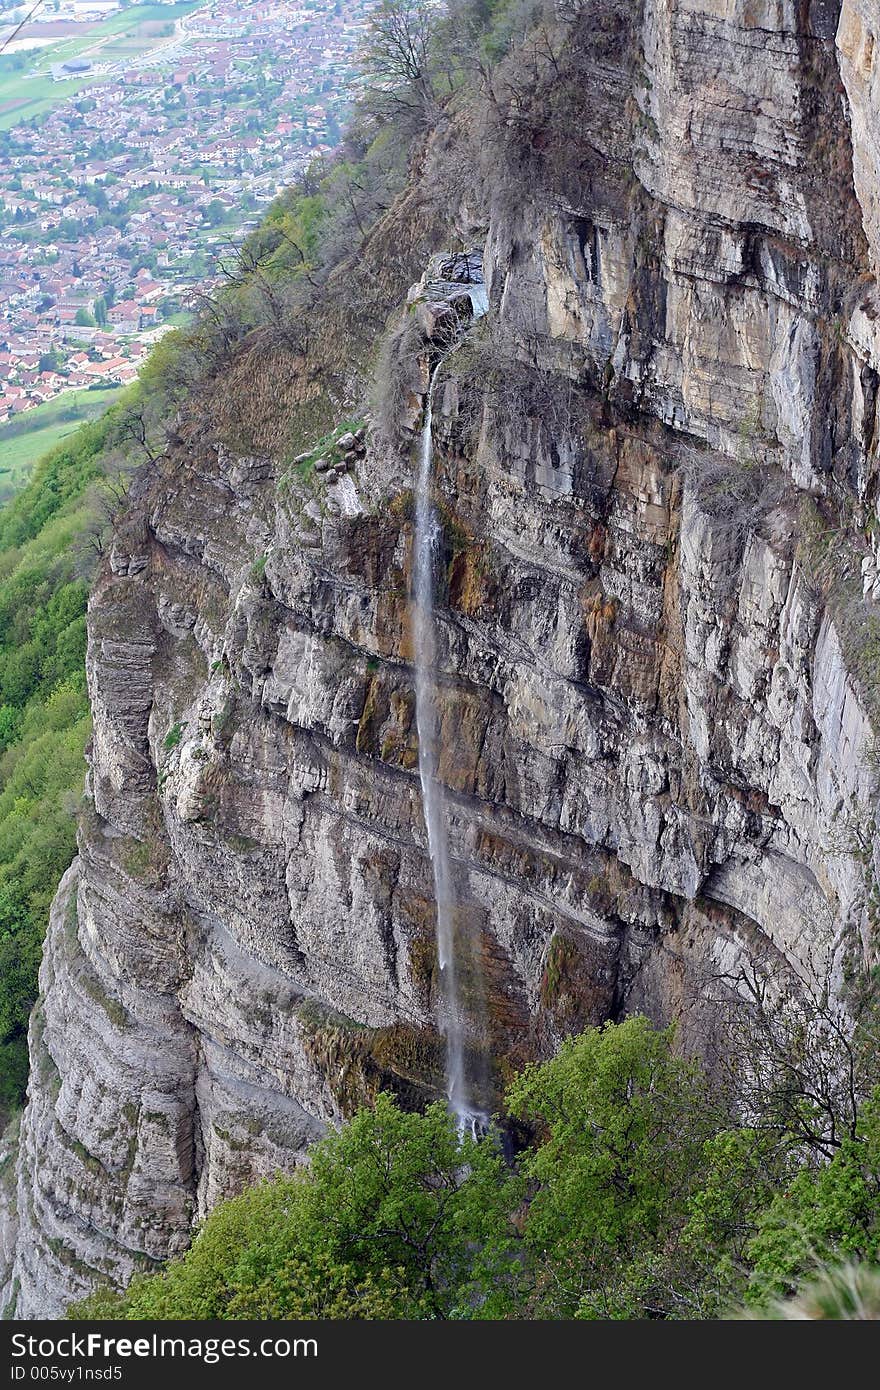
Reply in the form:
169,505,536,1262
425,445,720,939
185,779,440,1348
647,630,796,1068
0,3,204,130
0,386,123,502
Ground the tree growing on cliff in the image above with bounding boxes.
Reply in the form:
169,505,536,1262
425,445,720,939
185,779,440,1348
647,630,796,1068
70,1095,521,1320
65,1018,880,1320
745,1088,880,1307
506,1016,744,1317
359,0,443,126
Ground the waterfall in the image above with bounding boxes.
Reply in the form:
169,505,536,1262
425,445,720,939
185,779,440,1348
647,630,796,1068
412,363,484,1135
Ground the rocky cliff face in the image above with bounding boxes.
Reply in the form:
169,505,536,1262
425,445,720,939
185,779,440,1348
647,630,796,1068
4,0,880,1317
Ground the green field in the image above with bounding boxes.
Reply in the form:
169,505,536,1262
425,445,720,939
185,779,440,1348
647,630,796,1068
0,73,79,131
196,218,242,247
0,387,123,501
92,3,204,34
0,3,205,131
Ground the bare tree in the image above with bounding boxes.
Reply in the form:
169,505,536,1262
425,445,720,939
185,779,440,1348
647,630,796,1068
114,402,161,465
74,472,133,572
360,0,442,124
691,954,878,1161
674,443,792,552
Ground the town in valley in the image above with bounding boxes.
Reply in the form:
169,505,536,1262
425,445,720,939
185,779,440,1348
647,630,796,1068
0,0,374,488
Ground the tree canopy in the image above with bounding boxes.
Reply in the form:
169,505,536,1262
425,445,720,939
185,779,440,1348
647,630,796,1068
72,1094,520,1320
69,1018,880,1321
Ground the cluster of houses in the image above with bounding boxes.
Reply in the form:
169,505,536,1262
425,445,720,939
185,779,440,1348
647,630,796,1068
0,245,159,421
0,338,144,421
0,0,378,424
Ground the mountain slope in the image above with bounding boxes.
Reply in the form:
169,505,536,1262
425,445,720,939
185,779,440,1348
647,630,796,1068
3,0,880,1316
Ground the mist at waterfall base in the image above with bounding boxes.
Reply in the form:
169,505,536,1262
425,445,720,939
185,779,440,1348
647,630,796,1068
412,356,488,1141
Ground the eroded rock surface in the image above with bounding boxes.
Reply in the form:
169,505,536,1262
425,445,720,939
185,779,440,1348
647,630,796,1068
3,0,880,1316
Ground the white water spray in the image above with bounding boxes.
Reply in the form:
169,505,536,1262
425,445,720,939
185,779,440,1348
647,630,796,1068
412,363,484,1136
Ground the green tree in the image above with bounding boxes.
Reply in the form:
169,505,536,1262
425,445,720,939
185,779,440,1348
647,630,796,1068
70,1095,520,1320
38,347,62,374
0,705,21,753
82,183,108,213
74,308,95,328
746,1089,880,1305
744,1262,880,1319
203,198,226,228
507,1016,728,1318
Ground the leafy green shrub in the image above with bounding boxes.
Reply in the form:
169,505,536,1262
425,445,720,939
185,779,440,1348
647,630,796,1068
744,1262,880,1320
69,1094,520,1321
507,1016,731,1317
745,1089,880,1305
0,418,115,1113
63,1017,880,1321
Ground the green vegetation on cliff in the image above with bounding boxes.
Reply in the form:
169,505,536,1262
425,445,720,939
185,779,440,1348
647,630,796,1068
69,1017,880,1321
0,383,163,1116
0,434,102,1112
71,1093,518,1320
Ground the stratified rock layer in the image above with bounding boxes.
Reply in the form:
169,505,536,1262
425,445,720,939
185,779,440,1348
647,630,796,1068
4,0,880,1316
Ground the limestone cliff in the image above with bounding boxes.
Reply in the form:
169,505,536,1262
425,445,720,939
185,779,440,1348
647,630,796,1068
4,0,880,1316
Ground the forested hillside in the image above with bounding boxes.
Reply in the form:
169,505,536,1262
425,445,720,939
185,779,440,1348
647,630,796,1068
0,344,181,1115
0,426,104,1113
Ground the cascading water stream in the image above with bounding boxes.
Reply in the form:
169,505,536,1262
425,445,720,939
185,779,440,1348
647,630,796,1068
412,359,484,1136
